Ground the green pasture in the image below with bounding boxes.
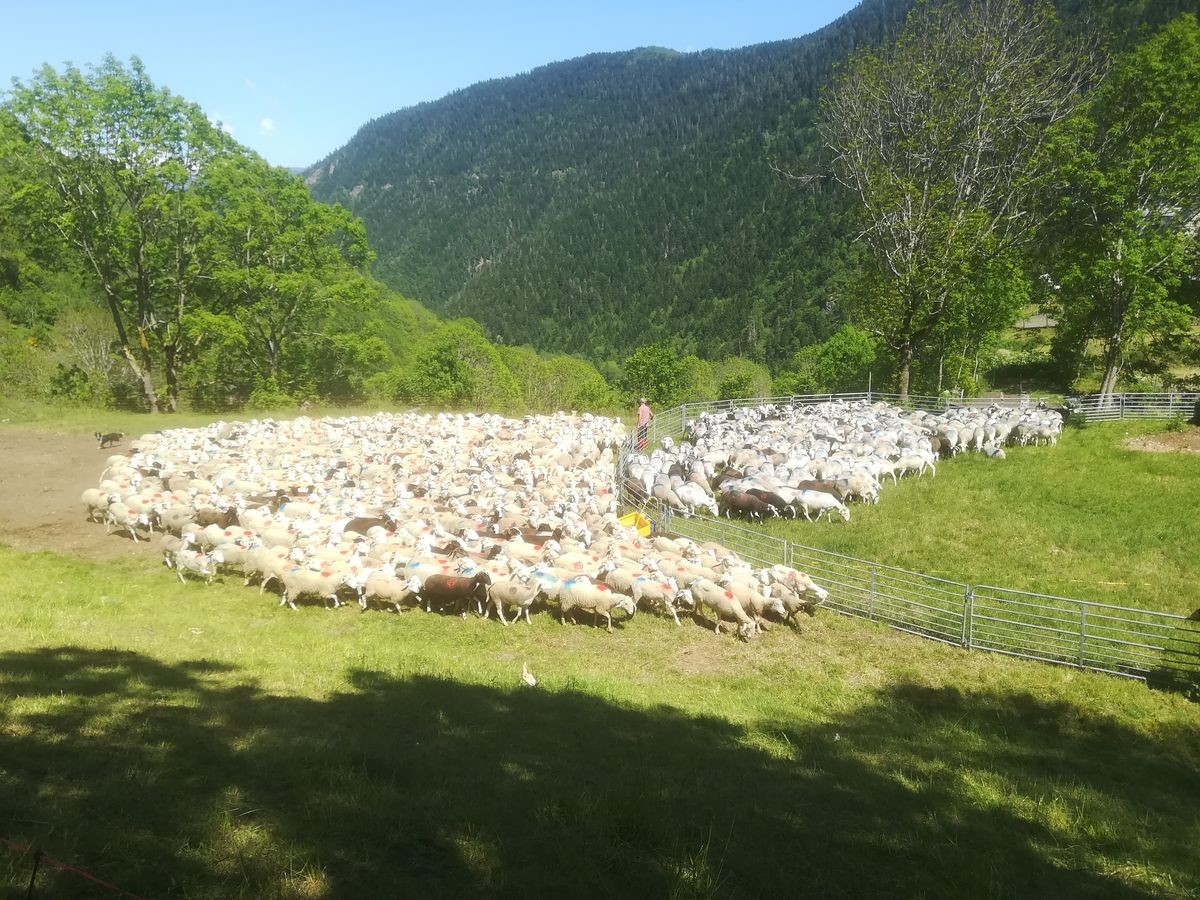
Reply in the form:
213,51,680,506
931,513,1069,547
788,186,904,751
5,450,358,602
0,546,1197,898
0,403,1197,896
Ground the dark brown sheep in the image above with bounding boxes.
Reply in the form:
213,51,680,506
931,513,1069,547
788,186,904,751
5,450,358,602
420,571,493,616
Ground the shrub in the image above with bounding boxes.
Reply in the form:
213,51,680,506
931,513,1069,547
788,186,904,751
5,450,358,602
247,379,297,411
49,364,111,405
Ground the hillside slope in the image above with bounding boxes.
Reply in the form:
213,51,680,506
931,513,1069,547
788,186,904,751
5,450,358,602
308,0,1199,368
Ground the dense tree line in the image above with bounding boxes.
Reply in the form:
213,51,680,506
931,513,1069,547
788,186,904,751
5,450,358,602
0,59,638,415
306,0,912,368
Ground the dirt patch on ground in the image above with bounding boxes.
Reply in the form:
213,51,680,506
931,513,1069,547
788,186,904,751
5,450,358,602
0,428,148,560
1123,426,1200,454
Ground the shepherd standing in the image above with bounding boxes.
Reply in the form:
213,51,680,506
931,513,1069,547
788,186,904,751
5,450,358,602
636,396,654,450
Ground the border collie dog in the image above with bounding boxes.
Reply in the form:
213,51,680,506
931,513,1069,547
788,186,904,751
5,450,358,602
96,431,124,448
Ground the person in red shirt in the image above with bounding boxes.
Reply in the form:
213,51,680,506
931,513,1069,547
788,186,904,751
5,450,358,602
636,397,653,450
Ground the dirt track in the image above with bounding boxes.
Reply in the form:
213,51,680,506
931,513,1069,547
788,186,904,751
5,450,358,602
1123,427,1200,453
0,428,146,560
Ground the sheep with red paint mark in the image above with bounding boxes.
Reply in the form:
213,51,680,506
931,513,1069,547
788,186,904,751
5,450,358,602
418,571,492,617
681,577,757,641
558,575,636,632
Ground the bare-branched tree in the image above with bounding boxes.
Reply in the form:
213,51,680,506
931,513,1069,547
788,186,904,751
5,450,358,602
820,0,1099,398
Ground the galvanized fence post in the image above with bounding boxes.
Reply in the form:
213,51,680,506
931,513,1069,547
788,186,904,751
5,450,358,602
962,586,974,649
1078,604,1088,667
868,566,877,620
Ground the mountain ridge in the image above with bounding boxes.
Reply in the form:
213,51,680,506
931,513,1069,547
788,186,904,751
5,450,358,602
306,0,1199,369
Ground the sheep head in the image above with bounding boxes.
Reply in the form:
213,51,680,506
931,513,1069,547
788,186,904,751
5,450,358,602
805,580,830,603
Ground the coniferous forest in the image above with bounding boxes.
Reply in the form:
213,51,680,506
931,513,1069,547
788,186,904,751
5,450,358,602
307,0,1200,398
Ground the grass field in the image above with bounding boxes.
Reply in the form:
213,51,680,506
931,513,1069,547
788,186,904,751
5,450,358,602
1,402,1198,896
1,545,1198,898
757,420,1200,615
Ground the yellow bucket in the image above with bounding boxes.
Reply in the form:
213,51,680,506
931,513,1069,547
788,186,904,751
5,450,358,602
618,511,653,537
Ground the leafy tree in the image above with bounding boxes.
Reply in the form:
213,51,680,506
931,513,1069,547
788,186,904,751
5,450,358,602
623,343,687,407
819,0,1095,398
778,324,880,395
6,56,238,411
180,309,252,410
499,345,616,412
397,319,521,410
680,355,717,403
712,357,773,400
1042,14,1200,397
204,154,373,387
0,111,85,329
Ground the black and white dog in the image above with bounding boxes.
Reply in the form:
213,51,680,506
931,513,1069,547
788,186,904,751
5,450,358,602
95,431,124,448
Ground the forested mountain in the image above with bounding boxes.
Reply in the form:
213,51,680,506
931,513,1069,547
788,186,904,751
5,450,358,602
307,0,1199,369
306,0,910,367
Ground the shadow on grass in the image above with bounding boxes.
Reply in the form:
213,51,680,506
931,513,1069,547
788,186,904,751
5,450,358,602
1,647,1196,898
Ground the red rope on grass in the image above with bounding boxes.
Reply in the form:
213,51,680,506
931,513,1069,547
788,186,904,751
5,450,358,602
1,835,145,899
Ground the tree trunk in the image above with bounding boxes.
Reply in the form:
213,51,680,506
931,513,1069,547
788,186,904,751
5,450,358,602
897,341,914,402
267,336,280,382
122,344,160,413
103,294,160,412
1098,321,1124,403
163,343,179,413
1098,345,1122,402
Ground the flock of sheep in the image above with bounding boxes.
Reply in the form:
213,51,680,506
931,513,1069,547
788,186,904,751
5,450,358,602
625,399,1064,521
83,411,831,640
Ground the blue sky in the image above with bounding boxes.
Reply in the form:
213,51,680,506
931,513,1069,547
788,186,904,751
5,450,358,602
2,1,861,169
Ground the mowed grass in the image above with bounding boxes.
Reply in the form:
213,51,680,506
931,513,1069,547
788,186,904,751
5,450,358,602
1,546,1198,898
761,421,1200,614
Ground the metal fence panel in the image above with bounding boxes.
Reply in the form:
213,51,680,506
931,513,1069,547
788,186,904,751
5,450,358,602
972,586,1200,682
661,512,789,570
787,543,968,645
1073,392,1199,423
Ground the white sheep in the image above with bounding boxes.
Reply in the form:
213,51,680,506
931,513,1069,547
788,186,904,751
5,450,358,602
277,565,347,610
105,501,149,542
173,548,223,584
558,576,637,632
794,490,851,523
485,574,540,624
674,481,719,517
81,488,118,523
682,577,756,641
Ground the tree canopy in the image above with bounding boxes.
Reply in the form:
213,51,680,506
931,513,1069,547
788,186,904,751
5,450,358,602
819,0,1094,398
6,55,243,410
1042,13,1200,397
